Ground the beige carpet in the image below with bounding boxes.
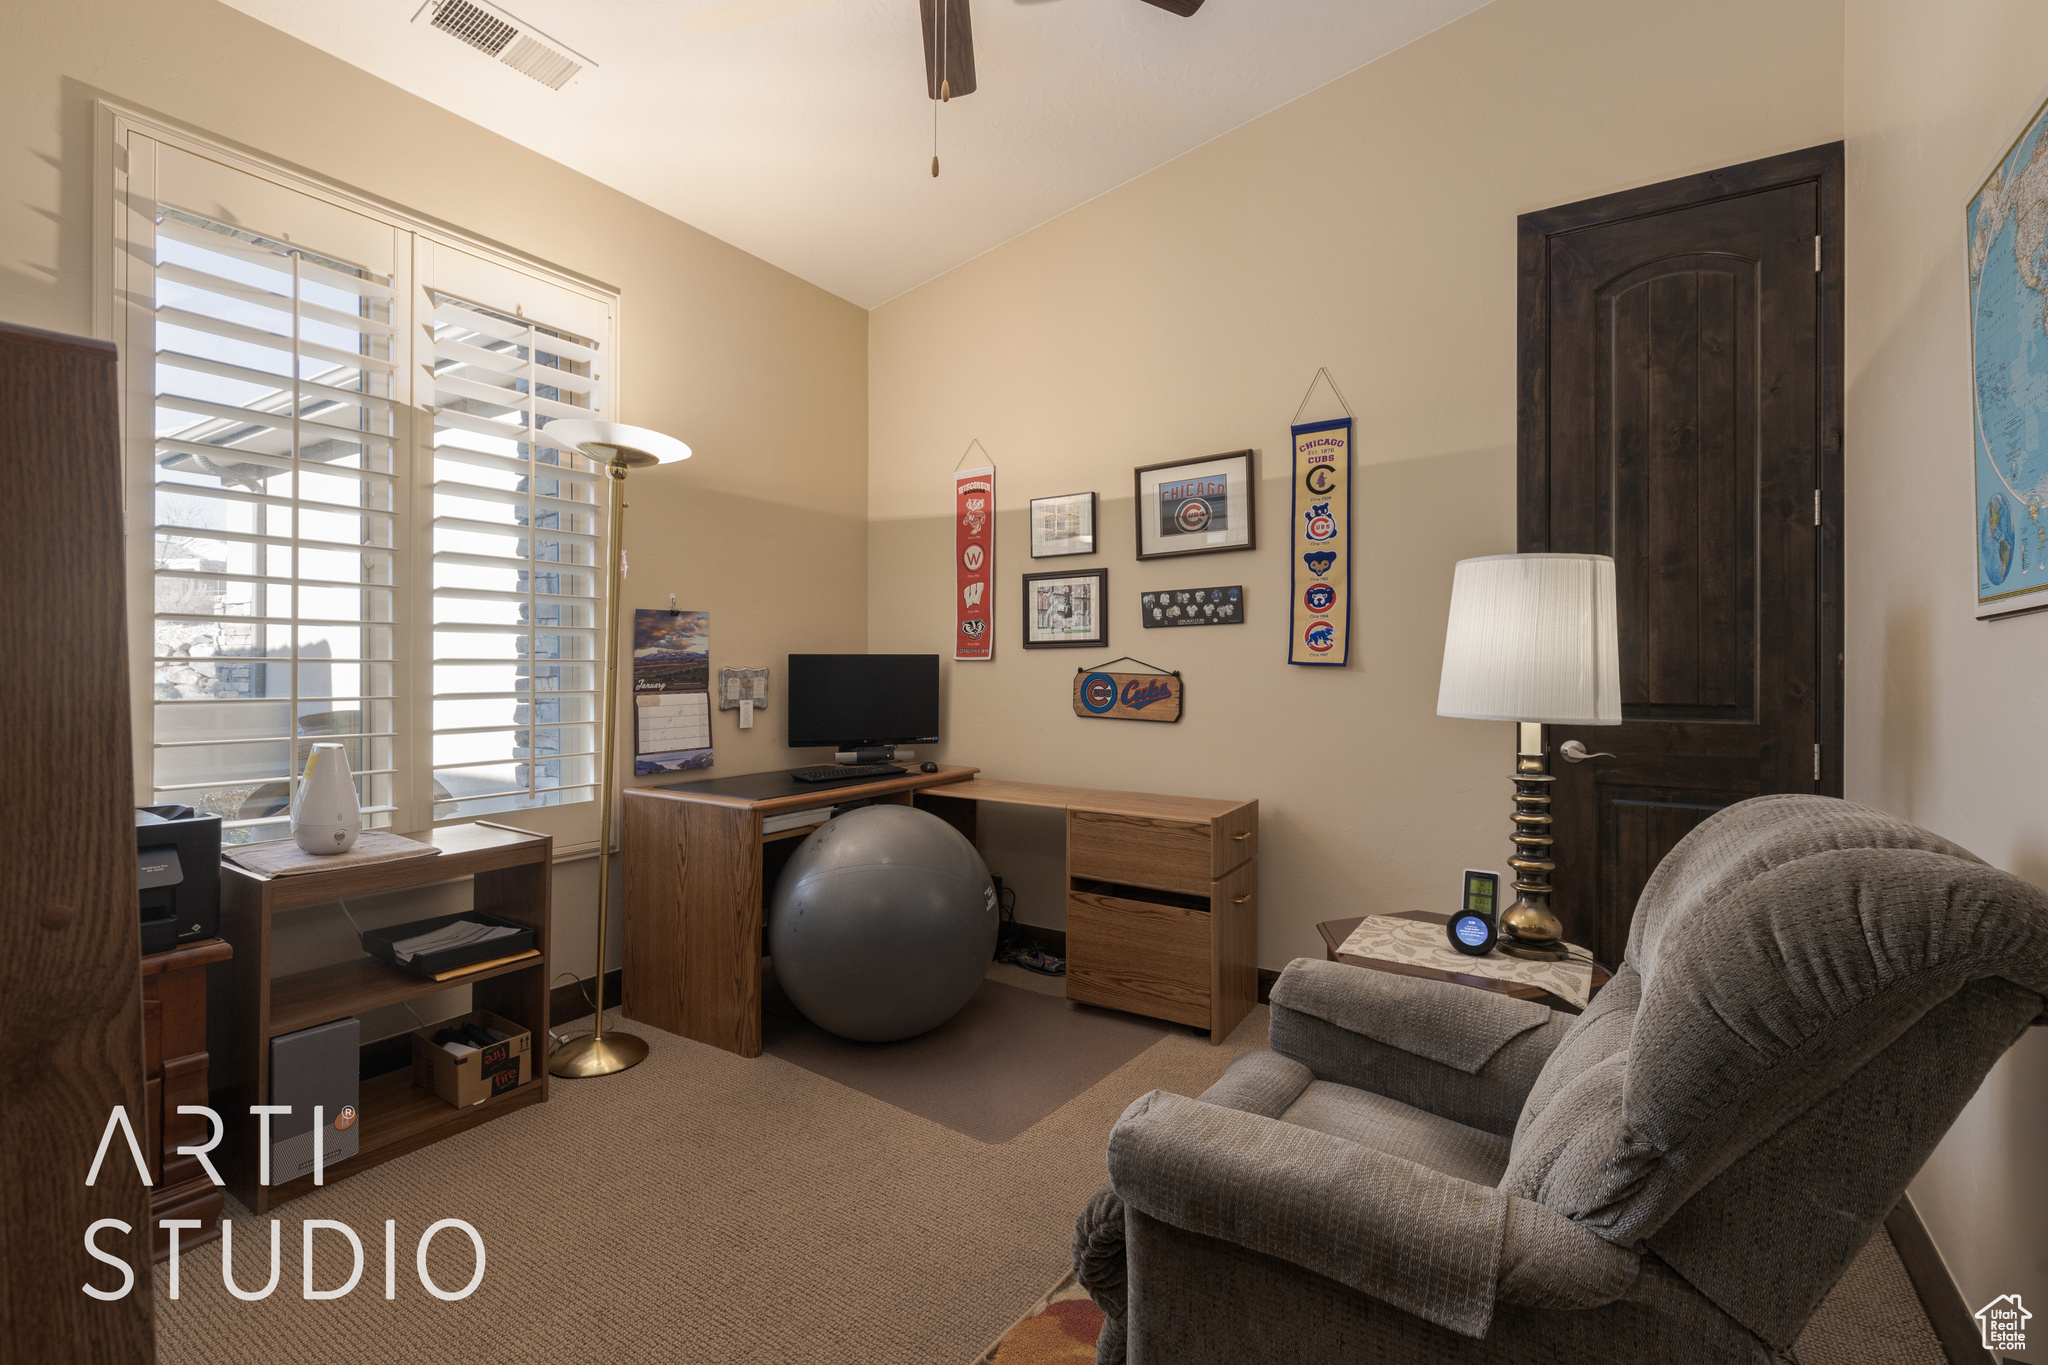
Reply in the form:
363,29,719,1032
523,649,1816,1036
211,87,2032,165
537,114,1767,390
153,965,1265,1365
1789,1227,1948,1365
151,964,1949,1365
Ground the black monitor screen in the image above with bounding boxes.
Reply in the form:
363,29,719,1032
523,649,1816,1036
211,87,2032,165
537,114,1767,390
787,654,940,749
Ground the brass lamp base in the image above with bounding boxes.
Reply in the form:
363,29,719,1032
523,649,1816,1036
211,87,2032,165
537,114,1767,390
548,1029,649,1079
1500,721,1571,963
1498,896,1570,961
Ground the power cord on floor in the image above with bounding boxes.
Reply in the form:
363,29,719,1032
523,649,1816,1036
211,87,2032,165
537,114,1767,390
546,969,614,1053
990,881,1066,975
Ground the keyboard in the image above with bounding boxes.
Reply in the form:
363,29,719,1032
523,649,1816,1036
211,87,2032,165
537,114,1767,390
790,763,907,783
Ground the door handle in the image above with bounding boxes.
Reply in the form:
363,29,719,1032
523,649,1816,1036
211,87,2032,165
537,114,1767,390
1232,831,1250,841
1232,894,1250,904
1559,740,1615,763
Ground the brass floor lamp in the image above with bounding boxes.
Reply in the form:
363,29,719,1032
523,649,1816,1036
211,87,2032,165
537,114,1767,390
542,420,692,1079
1436,553,1620,960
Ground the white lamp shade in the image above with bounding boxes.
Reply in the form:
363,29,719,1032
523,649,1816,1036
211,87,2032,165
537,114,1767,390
1437,553,1622,725
541,419,691,466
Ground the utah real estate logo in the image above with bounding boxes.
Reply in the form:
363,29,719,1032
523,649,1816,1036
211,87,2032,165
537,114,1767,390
1977,1293,2029,1353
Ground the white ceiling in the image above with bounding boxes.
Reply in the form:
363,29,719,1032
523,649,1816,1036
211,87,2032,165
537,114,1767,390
220,0,1491,307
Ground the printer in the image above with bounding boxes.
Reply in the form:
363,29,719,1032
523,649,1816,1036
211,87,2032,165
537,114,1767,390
136,804,221,954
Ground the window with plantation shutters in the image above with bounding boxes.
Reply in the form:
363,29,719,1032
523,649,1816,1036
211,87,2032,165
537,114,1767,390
146,207,403,845
110,113,621,849
426,295,607,822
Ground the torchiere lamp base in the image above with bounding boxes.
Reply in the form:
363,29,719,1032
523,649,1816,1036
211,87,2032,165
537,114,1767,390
548,1029,649,1079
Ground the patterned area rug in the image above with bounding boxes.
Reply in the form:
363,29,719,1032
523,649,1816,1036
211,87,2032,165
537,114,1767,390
972,1272,1104,1365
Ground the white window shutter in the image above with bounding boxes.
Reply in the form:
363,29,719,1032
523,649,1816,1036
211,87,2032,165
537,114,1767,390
425,291,608,827
145,206,405,843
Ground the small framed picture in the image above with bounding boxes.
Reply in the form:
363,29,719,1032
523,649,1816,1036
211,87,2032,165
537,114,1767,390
1022,567,1109,649
1030,492,1097,558
1134,450,1255,560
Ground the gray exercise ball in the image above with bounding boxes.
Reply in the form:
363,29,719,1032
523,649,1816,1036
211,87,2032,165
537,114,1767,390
767,804,998,1042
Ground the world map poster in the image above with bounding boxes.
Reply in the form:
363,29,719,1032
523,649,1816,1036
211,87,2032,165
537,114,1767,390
1967,96,2048,617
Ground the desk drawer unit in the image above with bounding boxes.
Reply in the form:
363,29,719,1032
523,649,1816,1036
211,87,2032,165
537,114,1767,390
1064,799,1257,1043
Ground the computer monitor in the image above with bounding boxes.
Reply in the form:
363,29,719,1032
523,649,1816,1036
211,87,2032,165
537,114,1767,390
786,654,940,750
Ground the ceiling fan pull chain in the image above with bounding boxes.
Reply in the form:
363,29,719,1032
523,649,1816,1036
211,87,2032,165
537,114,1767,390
930,0,944,175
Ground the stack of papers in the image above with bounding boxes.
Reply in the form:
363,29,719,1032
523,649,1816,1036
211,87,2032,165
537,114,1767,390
392,919,521,965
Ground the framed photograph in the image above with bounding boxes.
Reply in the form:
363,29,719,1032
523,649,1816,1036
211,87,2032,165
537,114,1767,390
1030,491,1097,558
1141,585,1243,627
1022,568,1109,649
1134,450,1255,560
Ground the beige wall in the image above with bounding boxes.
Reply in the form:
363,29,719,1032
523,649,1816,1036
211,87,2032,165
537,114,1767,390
4,0,869,991
11,0,2038,1323
1845,0,2048,1322
868,0,1845,974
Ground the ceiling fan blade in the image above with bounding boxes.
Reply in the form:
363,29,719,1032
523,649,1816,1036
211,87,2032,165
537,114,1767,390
919,0,978,100
1135,0,1205,14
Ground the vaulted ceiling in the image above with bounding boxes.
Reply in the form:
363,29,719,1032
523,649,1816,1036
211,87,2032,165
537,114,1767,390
220,0,1491,306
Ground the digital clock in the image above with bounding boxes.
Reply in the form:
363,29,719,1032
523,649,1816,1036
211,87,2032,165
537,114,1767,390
1446,869,1501,957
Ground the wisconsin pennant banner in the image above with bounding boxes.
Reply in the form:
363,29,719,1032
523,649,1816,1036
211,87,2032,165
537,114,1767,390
955,465,995,660
1289,418,1351,666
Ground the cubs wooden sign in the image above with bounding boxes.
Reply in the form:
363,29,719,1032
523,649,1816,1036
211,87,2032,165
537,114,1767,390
1073,669,1183,723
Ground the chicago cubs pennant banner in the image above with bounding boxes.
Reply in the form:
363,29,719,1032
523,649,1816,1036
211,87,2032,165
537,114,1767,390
955,465,995,660
1073,667,1184,723
1289,417,1352,666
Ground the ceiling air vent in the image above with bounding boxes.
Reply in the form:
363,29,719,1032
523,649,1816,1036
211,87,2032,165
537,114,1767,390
412,0,594,90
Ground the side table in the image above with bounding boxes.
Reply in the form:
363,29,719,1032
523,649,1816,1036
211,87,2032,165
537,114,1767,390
142,937,233,1260
1315,913,1610,1015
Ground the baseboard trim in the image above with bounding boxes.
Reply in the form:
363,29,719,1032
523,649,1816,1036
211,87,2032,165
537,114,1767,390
552,968,623,1026
1886,1194,1994,1365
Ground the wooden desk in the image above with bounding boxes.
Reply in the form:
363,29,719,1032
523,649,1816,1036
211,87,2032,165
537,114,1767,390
1316,913,1610,1014
622,767,1258,1055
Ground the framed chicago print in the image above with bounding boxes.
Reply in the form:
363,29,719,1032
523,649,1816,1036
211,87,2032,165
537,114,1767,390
1030,491,1097,558
1022,567,1109,649
1134,450,1255,560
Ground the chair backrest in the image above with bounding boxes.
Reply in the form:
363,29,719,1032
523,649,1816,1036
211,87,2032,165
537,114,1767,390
1499,795,2048,1347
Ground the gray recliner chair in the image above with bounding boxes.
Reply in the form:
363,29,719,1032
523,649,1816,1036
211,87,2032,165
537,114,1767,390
1074,795,2048,1363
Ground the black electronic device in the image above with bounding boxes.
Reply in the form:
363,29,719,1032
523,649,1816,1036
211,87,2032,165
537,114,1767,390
1446,868,1501,957
920,761,938,773
787,654,940,756
136,804,222,955
790,763,907,784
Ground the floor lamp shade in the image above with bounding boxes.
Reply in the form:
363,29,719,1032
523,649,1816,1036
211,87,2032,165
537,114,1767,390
1437,553,1621,726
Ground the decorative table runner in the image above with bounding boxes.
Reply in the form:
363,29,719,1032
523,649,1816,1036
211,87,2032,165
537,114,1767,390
1334,914,1596,1009
224,830,442,878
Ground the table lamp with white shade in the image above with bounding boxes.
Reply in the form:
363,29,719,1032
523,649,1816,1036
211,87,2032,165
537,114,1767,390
1436,553,1621,961
540,420,691,1080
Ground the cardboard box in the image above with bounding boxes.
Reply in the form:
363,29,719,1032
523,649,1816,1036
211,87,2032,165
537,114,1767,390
411,1009,531,1108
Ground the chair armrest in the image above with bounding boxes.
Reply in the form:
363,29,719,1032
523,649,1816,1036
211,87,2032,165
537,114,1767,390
1107,1089,1509,1338
1270,958,1573,1135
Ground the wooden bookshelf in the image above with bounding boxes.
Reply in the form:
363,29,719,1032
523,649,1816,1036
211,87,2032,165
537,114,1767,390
255,1068,545,1207
217,821,552,1213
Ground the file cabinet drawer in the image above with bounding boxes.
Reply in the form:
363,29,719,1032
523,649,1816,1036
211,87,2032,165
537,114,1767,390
1066,888,1211,1030
1068,810,1213,897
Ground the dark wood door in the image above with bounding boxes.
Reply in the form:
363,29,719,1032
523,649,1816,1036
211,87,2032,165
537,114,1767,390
1519,145,1844,968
